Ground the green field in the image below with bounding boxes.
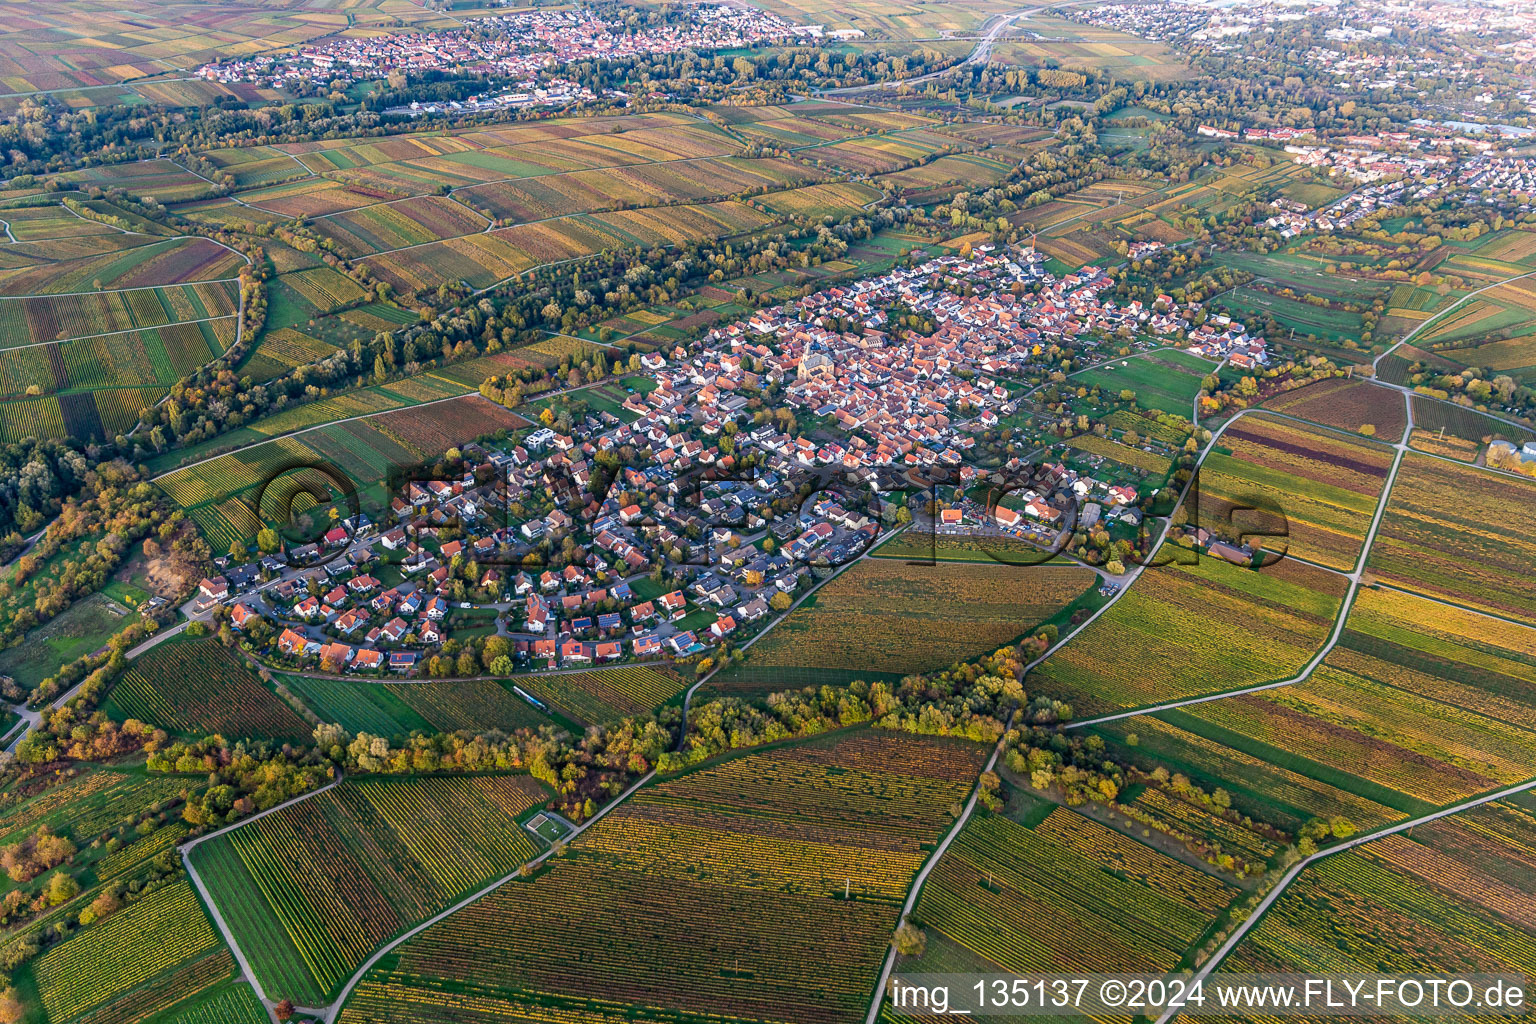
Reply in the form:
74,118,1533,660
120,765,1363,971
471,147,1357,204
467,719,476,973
1212,250,1385,301
1074,350,1214,414
0,591,136,687
278,673,436,738
1219,285,1365,344
102,637,314,744
20,880,235,1024
1221,798,1536,982
156,981,270,1024
190,774,549,1006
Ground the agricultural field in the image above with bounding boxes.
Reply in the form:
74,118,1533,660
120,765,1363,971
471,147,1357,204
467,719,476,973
891,808,1237,985
736,113,866,148
310,196,490,258
1418,288,1536,346
757,181,885,219
0,235,244,296
1199,413,1396,570
731,560,1095,687
334,729,988,1024
0,204,118,242
0,317,233,401
1430,333,1536,381
1089,586,1536,831
190,774,548,1006
518,666,685,725
877,152,1015,190
1407,426,1484,462
243,374,469,439
1075,350,1214,415
0,590,137,688
1096,407,1195,448
1093,711,1412,834
742,0,1012,38
178,197,289,233
1289,586,1536,800
157,395,525,549
60,160,215,203
2,9,1534,1022
1032,553,1348,716
279,673,435,739
1218,285,1366,346
1223,798,1536,980
328,119,743,194
156,433,322,512
1365,454,1536,626
1118,784,1284,870
992,14,1192,81
810,130,963,175
202,146,311,188
96,822,192,881
1407,396,1535,458
1261,377,1408,439
0,387,161,444
520,334,608,365
0,279,240,347
1413,254,1536,365
325,229,503,302
266,266,369,327
0,0,388,99
1067,431,1174,479
1211,249,1388,305
237,326,339,382
382,678,552,734
796,107,938,132
460,157,820,225
1036,225,1120,269
23,880,236,1024
933,123,1052,147
102,637,313,744
871,532,1075,567
156,983,270,1024
0,763,191,847
1374,342,1457,387
1152,670,1532,823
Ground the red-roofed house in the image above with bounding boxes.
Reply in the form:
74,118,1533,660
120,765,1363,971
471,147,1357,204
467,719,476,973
229,603,257,630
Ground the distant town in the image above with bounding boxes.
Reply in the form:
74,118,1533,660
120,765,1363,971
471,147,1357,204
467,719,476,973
197,4,797,89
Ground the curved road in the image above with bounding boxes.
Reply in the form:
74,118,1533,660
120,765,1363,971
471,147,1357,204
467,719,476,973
3,620,193,757
870,374,1536,1021
864,385,1418,1024
180,769,343,1016
1062,388,1414,732
1373,267,1536,373
181,762,661,1022
1153,772,1536,1024
863,712,1014,1024
819,0,1086,96
319,768,657,1023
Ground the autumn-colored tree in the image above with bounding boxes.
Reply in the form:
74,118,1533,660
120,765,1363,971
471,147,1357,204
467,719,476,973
0,986,23,1024
47,872,80,906
893,920,927,956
